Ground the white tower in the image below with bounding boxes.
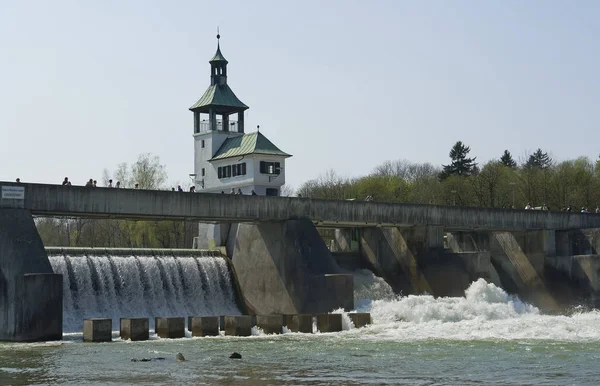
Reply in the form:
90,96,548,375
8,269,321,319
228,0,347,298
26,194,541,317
190,34,291,196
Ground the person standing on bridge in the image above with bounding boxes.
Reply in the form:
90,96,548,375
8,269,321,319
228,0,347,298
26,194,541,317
237,188,243,195
62,177,69,186
85,179,93,187
230,188,235,194
177,185,183,192
107,179,113,188
115,181,121,188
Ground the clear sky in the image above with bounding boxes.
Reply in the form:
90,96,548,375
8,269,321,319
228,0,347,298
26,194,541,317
1,0,599,190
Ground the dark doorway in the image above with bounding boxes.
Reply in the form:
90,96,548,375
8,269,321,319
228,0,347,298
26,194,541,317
266,188,278,196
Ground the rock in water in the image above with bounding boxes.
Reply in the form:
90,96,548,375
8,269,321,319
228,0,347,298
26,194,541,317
229,352,242,359
176,353,186,362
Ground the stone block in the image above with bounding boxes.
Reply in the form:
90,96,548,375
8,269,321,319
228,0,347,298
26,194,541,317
190,316,219,337
256,315,283,334
120,318,149,341
349,313,371,328
223,315,252,336
155,317,185,339
83,318,112,342
283,314,313,333
316,313,342,333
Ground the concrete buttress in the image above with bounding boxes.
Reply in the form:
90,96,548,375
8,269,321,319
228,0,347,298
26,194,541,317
228,219,353,315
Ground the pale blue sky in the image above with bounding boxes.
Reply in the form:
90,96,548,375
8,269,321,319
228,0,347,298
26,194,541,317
1,1,599,189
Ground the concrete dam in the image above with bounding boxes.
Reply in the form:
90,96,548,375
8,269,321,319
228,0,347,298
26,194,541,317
1,181,600,341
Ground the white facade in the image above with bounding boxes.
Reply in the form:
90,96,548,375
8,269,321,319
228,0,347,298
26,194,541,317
193,131,288,195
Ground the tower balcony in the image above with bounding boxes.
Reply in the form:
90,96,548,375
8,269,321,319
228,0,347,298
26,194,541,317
197,119,242,133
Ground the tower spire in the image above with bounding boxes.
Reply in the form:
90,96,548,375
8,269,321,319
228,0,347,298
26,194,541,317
210,28,227,64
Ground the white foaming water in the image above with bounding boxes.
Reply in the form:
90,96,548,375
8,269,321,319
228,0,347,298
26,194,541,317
345,277,600,342
349,268,397,308
49,254,241,332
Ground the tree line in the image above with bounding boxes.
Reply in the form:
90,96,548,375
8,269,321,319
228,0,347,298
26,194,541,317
298,142,600,211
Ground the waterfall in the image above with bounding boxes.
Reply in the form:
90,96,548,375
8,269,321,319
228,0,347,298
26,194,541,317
48,249,241,332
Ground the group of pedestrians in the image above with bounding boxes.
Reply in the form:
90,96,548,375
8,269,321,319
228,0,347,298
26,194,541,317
524,202,600,214
220,188,257,195
60,177,122,188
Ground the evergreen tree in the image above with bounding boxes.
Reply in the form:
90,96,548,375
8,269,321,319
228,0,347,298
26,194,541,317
439,141,477,180
525,148,552,169
500,150,517,168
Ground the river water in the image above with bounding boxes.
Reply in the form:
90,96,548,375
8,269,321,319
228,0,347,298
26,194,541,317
2,260,600,385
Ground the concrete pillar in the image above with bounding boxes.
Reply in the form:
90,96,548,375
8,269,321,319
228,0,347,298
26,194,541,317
316,313,342,333
349,313,371,328
333,229,353,252
120,318,149,341
197,223,231,249
490,231,558,310
255,315,283,334
83,318,112,342
224,315,252,336
359,226,433,295
229,220,353,315
155,317,185,339
0,209,62,342
190,316,219,337
556,231,572,256
283,314,313,333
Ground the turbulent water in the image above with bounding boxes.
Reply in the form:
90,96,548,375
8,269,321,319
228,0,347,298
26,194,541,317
3,266,600,384
48,253,240,332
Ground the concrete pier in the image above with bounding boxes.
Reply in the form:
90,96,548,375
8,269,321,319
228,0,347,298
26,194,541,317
155,317,185,339
190,316,219,337
0,209,63,342
316,313,343,333
255,315,283,334
223,315,252,336
228,220,354,315
83,318,112,342
283,314,313,333
120,318,149,341
349,313,371,328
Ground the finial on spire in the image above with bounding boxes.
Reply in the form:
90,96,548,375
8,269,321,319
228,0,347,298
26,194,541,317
217,27,220,40
257,125,260,132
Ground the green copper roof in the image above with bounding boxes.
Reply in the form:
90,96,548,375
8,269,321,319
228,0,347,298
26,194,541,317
210,132,292,161
210,44,228,63
189,84,248,112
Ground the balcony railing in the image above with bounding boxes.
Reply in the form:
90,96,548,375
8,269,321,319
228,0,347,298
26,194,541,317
197,119,242,133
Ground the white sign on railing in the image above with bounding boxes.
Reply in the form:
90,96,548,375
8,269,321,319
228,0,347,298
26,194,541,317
2,186,25,200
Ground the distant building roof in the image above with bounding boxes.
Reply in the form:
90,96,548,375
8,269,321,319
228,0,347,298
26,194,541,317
189,84,249,113
210,132,291,161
